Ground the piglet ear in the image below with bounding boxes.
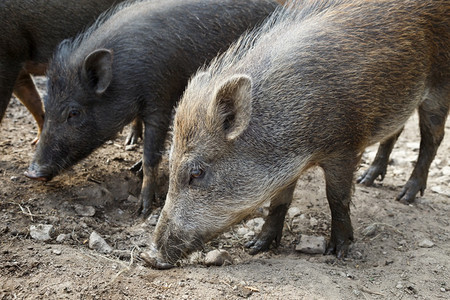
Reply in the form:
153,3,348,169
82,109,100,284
82,49,113,96
209,74,252,141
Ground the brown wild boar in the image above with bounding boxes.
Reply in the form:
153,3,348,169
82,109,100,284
146,0,449,268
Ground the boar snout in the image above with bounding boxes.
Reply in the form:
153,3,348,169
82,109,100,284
24,163,53,181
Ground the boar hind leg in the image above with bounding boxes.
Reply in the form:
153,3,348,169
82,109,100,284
321,155,357,258
245,183,296,255
0,62,21,124
396,91,450,203
125,118,143,146
13,70,45,145
138,117,170,217
357,128,403,186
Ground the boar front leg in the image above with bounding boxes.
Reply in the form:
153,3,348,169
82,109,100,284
245,183,296,255
321,155,357,258
138,116,170,217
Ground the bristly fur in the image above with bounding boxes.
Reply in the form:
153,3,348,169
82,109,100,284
52,0,149,65
158,0,450,265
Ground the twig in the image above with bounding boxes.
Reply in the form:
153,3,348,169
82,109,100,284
244,286,260,292
359,286,385,297
26,206,34,221
7,201,41,219
79,248,127,267
87,177,103,184
358,222,405,237
109,247,136,285
220,280,232,288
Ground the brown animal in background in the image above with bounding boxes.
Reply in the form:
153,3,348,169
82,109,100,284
146,0,449,268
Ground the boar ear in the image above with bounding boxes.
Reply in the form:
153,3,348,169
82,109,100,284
210,74,252,141
82,49,113,96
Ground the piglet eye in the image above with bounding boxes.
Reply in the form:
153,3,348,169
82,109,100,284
189,168,204,185
191,168,204,179
68,109,80,119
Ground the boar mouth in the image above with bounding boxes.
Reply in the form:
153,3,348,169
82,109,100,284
24,163,55,182
151,229,206,268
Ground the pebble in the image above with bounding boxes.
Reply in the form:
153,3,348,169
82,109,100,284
287,207,301,219
74,204,96,217
430,185,450,197
441,166,450,176
237,227,249,236
125,144,138,151
309,217,318,227
127,194,139,203
246,218,265,232
10,176,19,182
243,231,255,239
396,283,404,289
398,239,407,246
56,234,70,243
406,142,420,150
89,231,113,254
147,215,159,226
361,224,378,237
146,208,161,226
418,239,434,248
52,249,62,255
204,249,233,266
295,235,326,254
30,224,54,241
77,186,114,206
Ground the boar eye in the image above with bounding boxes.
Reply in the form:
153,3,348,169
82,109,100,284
189,167,204,184
68,109,80,119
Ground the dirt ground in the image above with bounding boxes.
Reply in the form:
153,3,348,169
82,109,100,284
0,77,449,300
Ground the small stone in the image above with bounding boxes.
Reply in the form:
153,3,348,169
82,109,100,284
398,239,407,246
125,144,138,151
243,230,255,239
56,234,70,243
52,249,62,255
89,231,113,254
30,224,54,241
406,142,420,150
147,215,159,226
361,224,378,237
246,218,265,232
440,287,446,292
430,185,450,197
353,251,363,260
287,207,301,219
236,227,249,236
396,283,404,289
442,166,450,176
309,217,318,227
189,251,204,264
418,239,434,248
146,208,161,226
127,194,139,203
10,176,19,182
204,249,233,266
74,204,96,217
295,235,326,254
